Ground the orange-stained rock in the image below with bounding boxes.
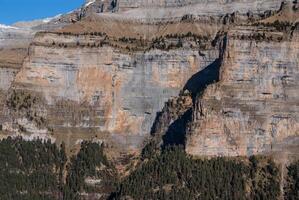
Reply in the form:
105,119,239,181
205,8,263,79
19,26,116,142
186,27,299,157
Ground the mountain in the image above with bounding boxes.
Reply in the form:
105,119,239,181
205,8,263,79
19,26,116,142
0,0,299,199
1,0,298,157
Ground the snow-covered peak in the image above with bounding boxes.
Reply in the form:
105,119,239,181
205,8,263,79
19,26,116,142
0,24,19,30
85,0,96,7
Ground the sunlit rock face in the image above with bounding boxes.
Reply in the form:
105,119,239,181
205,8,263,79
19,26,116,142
1,0,299,157
117,0,283,11
13,30,218,150
82,0,284,19
0,26,35,90
186,27,299,157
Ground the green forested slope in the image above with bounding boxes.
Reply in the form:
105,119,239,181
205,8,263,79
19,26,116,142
0,138,298,200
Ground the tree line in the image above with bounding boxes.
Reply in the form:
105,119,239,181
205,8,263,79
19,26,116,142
0,137,298,199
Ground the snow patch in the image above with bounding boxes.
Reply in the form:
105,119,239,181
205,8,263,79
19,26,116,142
85,0,96,7
41,14,62,23
0,24,19,30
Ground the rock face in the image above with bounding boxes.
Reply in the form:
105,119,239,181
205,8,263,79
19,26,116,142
114,0,283,12
0,68,19,90
1,0,299,158
0,26,34,91
186,26,299,156
13,30,217,151
0,15,74,90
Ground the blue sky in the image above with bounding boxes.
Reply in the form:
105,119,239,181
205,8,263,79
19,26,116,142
0,0,84,25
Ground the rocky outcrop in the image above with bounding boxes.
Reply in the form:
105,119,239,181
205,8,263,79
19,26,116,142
150,91,193,147
0,25,34,70
186,25,299,157
0,26,34,92
0,15,77,89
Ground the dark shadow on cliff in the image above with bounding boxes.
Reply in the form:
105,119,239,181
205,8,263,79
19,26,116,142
183,58,221,100
150,111,163,136
161,108,192,148
149,58,222,148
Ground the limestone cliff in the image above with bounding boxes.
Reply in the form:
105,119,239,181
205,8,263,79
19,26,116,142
0,0,298,159
152,1,299,158
11,29,217,153
0,25,34,90
186,25,299,157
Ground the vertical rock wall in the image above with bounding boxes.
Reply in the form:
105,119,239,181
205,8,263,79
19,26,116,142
186,28,299,156
12,32,218,150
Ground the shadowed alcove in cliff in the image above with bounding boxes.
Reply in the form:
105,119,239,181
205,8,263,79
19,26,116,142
161,108,192,148
150,58,222,148
183,58,221,100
